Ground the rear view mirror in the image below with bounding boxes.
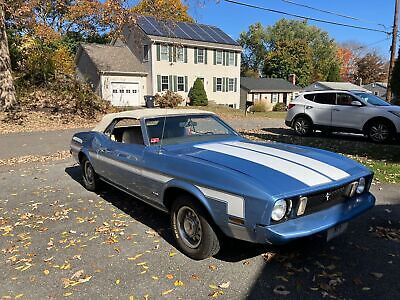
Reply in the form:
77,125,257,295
351,101,363,107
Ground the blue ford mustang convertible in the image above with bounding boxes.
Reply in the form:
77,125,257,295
70,109,375,260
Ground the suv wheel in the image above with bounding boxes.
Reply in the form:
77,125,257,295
368,121,393,143
293,116,313,136
171,195,220,260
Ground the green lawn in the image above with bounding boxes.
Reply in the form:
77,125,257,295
241,128,400,184
182,105,286,119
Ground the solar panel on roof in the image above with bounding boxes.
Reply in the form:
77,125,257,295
137,15,238,46
196,24,219,43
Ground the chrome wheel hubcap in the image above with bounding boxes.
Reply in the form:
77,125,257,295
370,124,389,142
295,119,309,135
84,161,94,185
176,206,202,249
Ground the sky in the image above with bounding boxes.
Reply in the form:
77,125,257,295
183,0,397,58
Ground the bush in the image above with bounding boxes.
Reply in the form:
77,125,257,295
189,78,208,106
273,102,287,111
16,75,109,118
154,90,184,108
249,101,273,112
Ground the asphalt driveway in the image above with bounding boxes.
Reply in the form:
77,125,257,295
0,159,399,299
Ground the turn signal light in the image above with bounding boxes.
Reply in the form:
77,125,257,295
297,196,308,216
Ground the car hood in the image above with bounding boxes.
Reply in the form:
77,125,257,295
166,139,370,198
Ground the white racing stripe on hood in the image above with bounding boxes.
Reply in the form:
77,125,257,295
195,143,331,187
226,141,350,181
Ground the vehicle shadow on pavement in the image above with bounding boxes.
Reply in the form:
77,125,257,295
245,203,400,299
242,127,400,163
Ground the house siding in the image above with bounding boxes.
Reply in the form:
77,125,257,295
152,44,241,107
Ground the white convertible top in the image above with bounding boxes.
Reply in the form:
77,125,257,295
93,108,214,132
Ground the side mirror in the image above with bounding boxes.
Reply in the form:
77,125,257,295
351,100,363,107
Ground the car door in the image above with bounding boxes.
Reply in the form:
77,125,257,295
304,93,336,127
331,93,366,130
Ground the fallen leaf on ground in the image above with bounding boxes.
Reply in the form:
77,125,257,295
209,290,224,298
174,280,184,286
218,281,230,289
273,285,290,296
161,289,174,296
370,272,383,279
166,274,174,280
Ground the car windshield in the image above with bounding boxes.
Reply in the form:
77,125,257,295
353,92,391,106
145,114,237,145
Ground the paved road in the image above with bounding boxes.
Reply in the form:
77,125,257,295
0,119,284,160
0,159,399,299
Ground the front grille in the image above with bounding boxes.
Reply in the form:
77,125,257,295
303,185,349,215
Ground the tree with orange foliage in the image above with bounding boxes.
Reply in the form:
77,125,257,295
337,47,357,82
133,0,193,23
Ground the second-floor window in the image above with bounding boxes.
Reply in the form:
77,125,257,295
161,76,169,91
143,45,149,61
228,52,235,66
216,50,223,64
161,45,169,61
197,48,205,63
176,47,184,62
216,78,222,91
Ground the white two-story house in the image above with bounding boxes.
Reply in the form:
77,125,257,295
76,15,242,108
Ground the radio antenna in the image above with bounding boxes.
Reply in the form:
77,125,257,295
159,105,168,153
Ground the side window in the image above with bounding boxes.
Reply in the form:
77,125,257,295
108,118,144,145
304,94,314,101
336,93,355,106
313,93,336,105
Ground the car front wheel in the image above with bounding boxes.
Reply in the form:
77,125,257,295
368,121,393,143
171,195,220,260
293,116,313,136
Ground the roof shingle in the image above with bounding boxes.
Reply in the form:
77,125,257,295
80,43,146,74
240,77,301,92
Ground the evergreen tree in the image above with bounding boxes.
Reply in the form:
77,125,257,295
189,78,208,106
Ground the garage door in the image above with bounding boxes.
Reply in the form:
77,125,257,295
111,82,140,107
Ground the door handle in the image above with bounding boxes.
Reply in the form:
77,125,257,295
333,108,340,111
305,106,313,109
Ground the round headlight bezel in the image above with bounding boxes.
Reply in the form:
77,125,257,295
271,199,288,221
356,177,366,194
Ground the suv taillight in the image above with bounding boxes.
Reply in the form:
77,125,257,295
288,103,295,109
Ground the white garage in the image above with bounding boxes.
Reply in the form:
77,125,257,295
111,82,140,106
76,44,148,107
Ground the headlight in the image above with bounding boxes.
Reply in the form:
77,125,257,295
356,177,366,194
271,199,287,221
389,111,400,118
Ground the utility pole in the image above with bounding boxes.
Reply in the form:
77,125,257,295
387,0,399,103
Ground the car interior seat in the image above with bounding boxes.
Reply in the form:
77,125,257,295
121,127,144,145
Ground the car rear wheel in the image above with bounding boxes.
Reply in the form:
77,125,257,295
171,195,220,260
81,157,100,192
368,121,393,143
293,116,313,136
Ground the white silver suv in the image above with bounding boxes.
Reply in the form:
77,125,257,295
285,90,400,143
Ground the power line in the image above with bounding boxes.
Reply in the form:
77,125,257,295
279,0,389,30
223,0,392,34
353,37,392,51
